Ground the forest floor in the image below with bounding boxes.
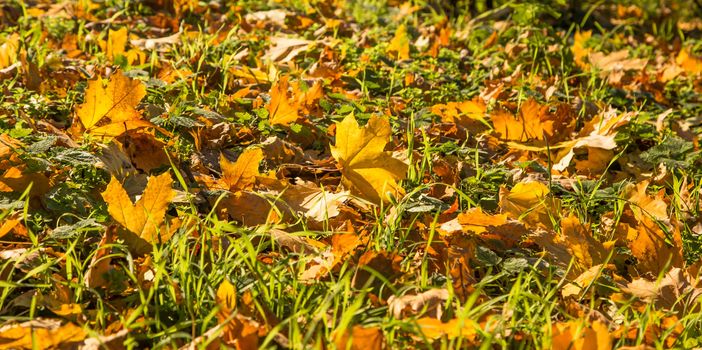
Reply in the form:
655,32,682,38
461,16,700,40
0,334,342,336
1,0,702,348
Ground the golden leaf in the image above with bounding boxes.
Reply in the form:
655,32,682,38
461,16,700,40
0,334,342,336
0,320,86,349
101,172,175,244
560,215,609,272
330,114,408,203
105,27,127,61
572,30,592,69
75,71,147,131
431,98,488,131
333,325,384,350
499,181,559,228
0,33,20,69
215,280,259,349
625,216,683,276
216,279,237,322
414,317,478,341
624,180,668,222
388,24,410,60
550,320,612,350
676,48,702,75
267,76,299,126
221,148,263,192
491,99,553,142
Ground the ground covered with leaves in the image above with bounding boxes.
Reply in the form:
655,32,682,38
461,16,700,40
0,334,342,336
2,0,702,348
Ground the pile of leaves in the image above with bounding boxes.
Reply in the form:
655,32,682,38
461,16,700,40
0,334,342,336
2,0,702,348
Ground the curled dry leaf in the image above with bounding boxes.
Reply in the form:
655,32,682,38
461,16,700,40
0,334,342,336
388,288,449,319
622,267,702,312
264,36,312,63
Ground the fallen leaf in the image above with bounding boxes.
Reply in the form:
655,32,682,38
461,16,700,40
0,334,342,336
388,24,410,60
388,289,448,319
84,225,118,290
101,172,175,251
499,181,559,228
333,325,384,350
103,27,128,61
216,280,259,349
560,215,609,272
75,71,148,136
0,33,19,69
625,216,683,276
331,114,408,203
431,98,488,131
550,320,612,350
414,317,478,342
267,76,300,126
624,180,668,222
281,184,350,222
491,99,554,142
562,264,608,298
264,36,312,63
622,267,702,311
220,148,263,192
0,319,86,349
676,48,702,75
572,30,592,68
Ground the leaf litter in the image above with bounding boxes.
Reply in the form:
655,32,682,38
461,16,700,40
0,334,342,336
1,0,702,349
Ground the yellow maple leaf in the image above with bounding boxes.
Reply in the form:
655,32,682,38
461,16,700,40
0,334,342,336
571,30,592,69
624,180,668,222
491,99,554,142
388,24,410,60
215,280,259,349
221,148,263,192
499,181,560,227
431,98,488,131
559,214,609,273
101,172,175,245
75,71,147,132
624,216,683,276
105,27,128,61
267,76,300,126
550,320,612,350
0,320,86,349
676,48,702,75
333,325,384,350
0,33,20,69
331,114,408,203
